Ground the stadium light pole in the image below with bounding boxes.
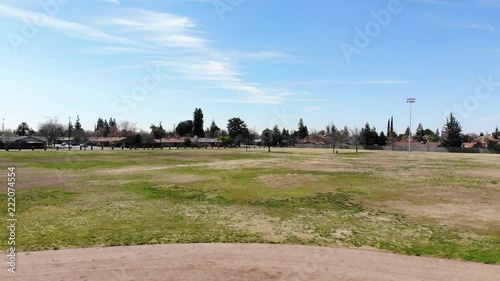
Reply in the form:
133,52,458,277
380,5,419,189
407,98,416,152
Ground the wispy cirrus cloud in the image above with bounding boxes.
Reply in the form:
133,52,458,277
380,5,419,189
0,4,307,104
438,19,496,31
0,4,132,44
287,80,411,86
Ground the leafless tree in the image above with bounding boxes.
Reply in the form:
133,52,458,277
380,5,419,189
327,123,349,153
388,135,398,149
118,121,138,137
349,127,361,153
2,129,14,149
38,117,64,146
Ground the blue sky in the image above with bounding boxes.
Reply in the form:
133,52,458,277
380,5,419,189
1,0,499,135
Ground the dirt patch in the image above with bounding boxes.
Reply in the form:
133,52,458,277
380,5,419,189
384,186,500,233
280,160,355,173
203,159,282,170
457,169,500,180
8,244,500,281
257,173,329,189
97,165,172,176
12,168,78,190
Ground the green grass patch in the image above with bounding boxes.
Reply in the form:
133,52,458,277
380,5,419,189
1,149,499,264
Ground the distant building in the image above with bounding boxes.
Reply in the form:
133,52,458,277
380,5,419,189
88,137,130,146
473,135,495,148
153,138,184,146
0,135,48,144
299,135,328,145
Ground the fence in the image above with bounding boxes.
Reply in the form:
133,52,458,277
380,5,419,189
295,144,498,154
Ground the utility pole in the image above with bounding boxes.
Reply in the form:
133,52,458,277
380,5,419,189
68,117,71,151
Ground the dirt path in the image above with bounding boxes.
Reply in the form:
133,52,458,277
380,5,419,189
5,244,500,281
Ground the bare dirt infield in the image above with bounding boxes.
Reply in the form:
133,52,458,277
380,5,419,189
6,244,500,281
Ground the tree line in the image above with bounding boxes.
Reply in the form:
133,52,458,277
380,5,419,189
2,110,499,151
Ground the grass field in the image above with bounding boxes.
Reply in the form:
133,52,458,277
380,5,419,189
1,148,499,264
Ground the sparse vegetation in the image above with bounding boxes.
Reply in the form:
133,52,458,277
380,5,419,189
1,148,499,264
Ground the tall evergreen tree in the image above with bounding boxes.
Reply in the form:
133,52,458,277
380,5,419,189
103,120,110,137
261,128,273,152
297,118,309,140
378,131,387,146
74,115,85,143
227,117,249,145
361,123,379,145
390,116,394,135
192,108,205,137
387,118,391,136
415,123,424,142
405,126,411,137
96,118,105,131
281,128,290,146
209,120,220,138
74,116,82,131
15,122,31,136
441,113,463,148
272,125,282,146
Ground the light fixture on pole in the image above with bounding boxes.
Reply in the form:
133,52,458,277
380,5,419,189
406,98,416,152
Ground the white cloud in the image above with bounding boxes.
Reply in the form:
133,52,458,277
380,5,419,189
439,19,496,31
287,80,411,86
230,51,293,61
0,4,309,105
0,4,132,44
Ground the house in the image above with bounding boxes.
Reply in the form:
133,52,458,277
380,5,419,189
0,135,48,144
462,142,475,149
88,137,130,146
473,135,495,148
0,135,48,149
153,138,185,147
299,135,328,145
